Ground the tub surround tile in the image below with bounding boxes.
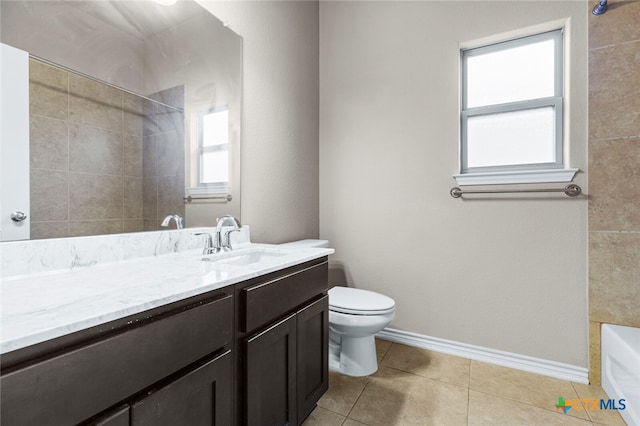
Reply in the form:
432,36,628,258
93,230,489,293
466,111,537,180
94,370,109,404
348,366,468,425
589,321,602,385
143,176,158,219
30,169,69,222
157,176,186,218
156,131,185,177
589,0,640,50
30,115,69,171
29,60,68,120
380,342,471,387
142,135,158,177
68,73,123,132
30,221,69,240
69,123,124,175
589,232,640,327
124,178,144,219
122,219,145,234
124,135,143,177
589,42,640,140
588,138,640,231
69,220,123,238
123,93,144,137
69,173,123,220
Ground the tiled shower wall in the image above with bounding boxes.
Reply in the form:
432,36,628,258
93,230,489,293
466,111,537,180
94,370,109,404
588,0,640,384
29,60,184,239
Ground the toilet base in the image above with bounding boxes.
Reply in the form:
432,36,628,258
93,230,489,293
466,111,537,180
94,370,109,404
328,332,378,377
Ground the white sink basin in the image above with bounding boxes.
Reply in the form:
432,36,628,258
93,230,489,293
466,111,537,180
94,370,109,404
199,248,288,266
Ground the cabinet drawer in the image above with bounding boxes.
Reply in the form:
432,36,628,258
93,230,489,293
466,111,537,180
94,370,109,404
242,261,328,333
1,294,233,426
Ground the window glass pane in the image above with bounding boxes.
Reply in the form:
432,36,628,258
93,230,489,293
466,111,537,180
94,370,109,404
202,109,228,147
201,150,229,183
466,38,555,108
467,107,556,168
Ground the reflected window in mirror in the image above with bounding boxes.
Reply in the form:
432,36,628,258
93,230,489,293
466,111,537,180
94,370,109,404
191,107,230,194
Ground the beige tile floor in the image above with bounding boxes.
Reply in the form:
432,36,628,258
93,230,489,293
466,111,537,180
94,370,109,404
303,339,626,426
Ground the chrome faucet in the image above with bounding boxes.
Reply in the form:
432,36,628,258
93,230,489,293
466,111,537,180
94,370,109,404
215,215,241,251
161,214,184,229
193,232,216,255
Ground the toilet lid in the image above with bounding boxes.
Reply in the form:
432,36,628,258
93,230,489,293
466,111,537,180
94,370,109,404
329,287,395,315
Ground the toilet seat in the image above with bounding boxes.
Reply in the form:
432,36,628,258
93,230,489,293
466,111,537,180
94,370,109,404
329,287,395,316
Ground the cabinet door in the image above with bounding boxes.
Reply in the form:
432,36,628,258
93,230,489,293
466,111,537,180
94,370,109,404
296,296,329,422
131,350,232,426
245,313,297,426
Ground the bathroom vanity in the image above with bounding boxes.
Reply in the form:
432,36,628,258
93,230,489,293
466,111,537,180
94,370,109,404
0,230,332,425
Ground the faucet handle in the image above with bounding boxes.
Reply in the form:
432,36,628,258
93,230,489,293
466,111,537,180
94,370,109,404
222,228,242,251
193,232,217,255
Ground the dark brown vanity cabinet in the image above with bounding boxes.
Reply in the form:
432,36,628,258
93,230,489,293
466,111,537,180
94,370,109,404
237,259,329,426
1,257,330,426
0,290,233,426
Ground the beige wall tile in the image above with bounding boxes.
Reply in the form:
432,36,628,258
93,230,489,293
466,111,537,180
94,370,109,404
470,361,590,420
348,366,468,425
589,321,602,385
589,232,640,327
143,176,158,219
589,0,640,49
143,135,158,177
468,390,593,426
124,135,143,177
157,176,185,219
30,169,68,221
69,124,123,175
589,42,640,140
124,178,143,219
29,60,68,120
157,131,185,178
589,138,640,231
123,219,145,234
30,221,69,240
144,219,161,231
69,220,123,237
68,73,123,132
69,173,123,220
380,343,470,387
123,93,144,137
30,115,68,171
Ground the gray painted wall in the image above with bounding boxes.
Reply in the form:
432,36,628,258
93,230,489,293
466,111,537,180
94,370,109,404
319,1,589,367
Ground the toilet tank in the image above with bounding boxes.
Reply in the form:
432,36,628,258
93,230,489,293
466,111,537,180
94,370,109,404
279,239,329,248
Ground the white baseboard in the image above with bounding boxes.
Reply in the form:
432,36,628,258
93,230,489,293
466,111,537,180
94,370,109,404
377,328,589,384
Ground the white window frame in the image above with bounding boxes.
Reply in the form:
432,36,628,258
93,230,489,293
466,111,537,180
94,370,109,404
194,106,229,193
455,29,578,185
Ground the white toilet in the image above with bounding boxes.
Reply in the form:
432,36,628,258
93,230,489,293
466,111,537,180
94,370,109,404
280,239,395,377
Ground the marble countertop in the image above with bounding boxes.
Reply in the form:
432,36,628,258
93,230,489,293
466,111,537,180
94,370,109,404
1,243,333,355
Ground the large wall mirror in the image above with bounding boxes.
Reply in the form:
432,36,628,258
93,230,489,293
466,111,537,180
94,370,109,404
0,0,242,241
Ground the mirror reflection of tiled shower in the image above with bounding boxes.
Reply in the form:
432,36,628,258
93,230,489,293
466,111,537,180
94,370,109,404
28,59,184,239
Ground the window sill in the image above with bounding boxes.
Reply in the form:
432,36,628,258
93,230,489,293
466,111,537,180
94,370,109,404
453,168,579,186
